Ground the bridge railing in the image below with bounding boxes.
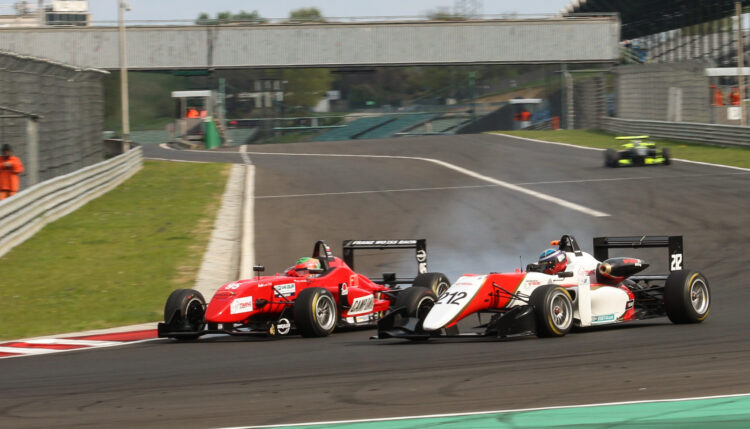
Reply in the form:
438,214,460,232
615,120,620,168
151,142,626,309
0,146,143,259
601,117,750,148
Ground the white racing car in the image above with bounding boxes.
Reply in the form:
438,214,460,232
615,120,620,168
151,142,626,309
376,235,710,340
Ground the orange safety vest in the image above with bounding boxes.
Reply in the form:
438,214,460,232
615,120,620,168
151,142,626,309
0,155,24,194
712,88,724,106
731,89,741,105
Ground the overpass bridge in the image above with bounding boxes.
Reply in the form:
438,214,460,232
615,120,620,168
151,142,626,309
0,17,619,70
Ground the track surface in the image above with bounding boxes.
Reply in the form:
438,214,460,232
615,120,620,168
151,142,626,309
2,134,749,429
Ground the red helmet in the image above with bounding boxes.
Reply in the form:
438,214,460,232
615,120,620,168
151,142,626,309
539,248,568,275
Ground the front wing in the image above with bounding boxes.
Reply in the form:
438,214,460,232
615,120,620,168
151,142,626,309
374,305,538,340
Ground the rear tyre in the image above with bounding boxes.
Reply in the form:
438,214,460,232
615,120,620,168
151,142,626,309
662,147,671,165
163,289,206,340
413,272,451,297
294,287,338,337
394,287,437,320
530,285,573,338
604,149,618,167
664,270,710,324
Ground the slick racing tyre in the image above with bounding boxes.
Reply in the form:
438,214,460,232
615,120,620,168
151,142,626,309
530,285,574,338
413,272,451,297
604,149,619,168
394,287,437,320
664,270,710,324
294,287,338,337
163,289,206,340
662,147,671,165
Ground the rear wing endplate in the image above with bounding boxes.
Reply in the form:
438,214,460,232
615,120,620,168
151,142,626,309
593,235,684,272
341,239,427,274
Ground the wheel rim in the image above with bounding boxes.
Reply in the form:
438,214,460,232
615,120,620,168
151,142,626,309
435,281,450,297
690,278,709,314
549,291,572,330
185,298,204,329
315,295,336,330
415,296,435,319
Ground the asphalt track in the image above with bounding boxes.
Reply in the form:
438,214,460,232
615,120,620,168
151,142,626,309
2,134,750,429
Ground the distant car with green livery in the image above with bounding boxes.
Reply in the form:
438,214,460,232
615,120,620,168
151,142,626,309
604,135,670,167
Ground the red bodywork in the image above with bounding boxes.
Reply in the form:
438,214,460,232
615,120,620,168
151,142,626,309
205,257,392,324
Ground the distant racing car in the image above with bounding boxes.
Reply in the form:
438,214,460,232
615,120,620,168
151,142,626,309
604,135,670,167
158,239,450,340
376,234,710,341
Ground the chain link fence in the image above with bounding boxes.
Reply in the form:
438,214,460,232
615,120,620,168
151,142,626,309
0,50,107,192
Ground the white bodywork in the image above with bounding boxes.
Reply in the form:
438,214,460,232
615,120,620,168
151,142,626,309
423,275,486,331
422,250,632,331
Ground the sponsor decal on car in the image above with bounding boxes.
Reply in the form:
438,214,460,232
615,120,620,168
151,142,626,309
225,282,241,290
592,313,615,324
273,283,296,297
230,296,253,314
350,240,417,245
348,294,375,315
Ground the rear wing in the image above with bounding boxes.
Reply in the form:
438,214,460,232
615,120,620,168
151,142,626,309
593,235,684,272
342,239,427,284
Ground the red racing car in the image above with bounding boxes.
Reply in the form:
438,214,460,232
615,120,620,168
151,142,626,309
158,239,450,339
376,235,710,341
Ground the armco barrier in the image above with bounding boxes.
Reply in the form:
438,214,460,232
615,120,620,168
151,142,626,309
0,146,143,259
602,117,750,147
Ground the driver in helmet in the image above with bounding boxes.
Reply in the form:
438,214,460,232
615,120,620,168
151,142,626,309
537,248,568,275
286,257,321,277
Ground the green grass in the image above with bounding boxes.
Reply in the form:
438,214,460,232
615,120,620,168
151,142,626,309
0,160,229,340
498,130,750,169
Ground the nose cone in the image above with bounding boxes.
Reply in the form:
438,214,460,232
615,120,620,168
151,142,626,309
421,275,486,331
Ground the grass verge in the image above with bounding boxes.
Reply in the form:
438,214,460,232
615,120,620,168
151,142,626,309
497,130,750,169
0,160,229,340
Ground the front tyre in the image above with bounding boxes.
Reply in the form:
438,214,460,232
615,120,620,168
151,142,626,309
664,270,710,324
163,289,206,340
662,147,671,165
604,149,619,168
530,285,573,337
394,287,437,320
294,287,338,337
413,272,451,297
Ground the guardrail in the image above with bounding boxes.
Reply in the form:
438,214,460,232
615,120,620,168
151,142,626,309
0,147,143,259
601,117,750,147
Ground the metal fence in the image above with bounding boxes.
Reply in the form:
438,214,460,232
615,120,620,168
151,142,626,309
0,50,108,192
602,117,750,148
0,146,142,259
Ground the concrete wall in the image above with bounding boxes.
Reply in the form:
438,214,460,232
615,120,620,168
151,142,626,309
615,60,711,123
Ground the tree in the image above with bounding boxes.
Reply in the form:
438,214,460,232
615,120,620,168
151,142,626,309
427,7,467,21
196,10,266,25
289,8,324,23
282,69,333,112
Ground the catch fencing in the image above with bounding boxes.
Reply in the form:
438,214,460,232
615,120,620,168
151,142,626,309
0,147,142,259
0,50,108,191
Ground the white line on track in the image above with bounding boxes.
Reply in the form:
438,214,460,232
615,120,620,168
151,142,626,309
213,392,750,429
240,145,255,279
256,184,498,199
244,151,609,217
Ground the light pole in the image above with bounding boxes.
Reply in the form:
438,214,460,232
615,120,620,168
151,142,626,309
118,0,131,151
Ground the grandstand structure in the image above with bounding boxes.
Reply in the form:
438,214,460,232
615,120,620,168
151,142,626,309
564,0,750,67
313,114,439,142
564,0,750,126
